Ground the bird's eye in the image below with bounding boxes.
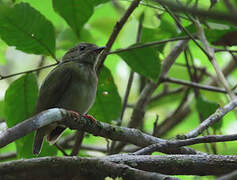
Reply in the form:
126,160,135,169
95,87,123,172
80,46,86,51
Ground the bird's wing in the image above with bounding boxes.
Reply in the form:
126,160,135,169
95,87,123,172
35,63,73,114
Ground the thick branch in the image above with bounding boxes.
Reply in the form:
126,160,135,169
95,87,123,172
1,155,237,177
0,108,202,155
0,156,178,180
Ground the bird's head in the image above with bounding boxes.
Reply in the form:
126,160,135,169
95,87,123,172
62,43,105,65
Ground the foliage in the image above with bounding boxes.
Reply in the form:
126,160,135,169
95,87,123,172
0,0,237,179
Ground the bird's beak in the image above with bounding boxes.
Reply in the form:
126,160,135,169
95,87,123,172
93,46,106,54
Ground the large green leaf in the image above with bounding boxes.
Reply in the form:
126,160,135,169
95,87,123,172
53,0,109,37
117,44,161,81
0,100,4,120
0,3,55,57
4,73,57,158
89,67,122,123
4,73,38,158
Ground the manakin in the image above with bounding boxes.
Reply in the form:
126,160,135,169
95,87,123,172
33,43,104,155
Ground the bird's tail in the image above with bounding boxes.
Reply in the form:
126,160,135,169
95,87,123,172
33,129,45,155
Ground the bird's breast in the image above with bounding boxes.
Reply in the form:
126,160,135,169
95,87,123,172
58,64,97,114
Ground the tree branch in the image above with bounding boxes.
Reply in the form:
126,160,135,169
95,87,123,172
163,77,234,94
96,0,141,72
112,40,189,153
0,108,202,155
185,98,237,138
0,156,178,180
151,0,237,25
1,155,237,177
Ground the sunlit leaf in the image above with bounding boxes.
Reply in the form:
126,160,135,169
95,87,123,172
53,0,109,37
117,44,161,81
0,3,55,57
0,100,4,119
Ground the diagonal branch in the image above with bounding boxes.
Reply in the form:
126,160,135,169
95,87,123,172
96,0,141,72
0,108,203,155
185,98,237,138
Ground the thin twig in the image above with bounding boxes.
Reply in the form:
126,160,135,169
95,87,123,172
135,132,237,155
152,115,159,137
160,4,212,60
119,71,134,122
151,0,237,25
96,0,141,72
163,77,233,94
108,36,190,54
150,86,184,103
185,98,237,139
0,62,58,80
195,18,235,100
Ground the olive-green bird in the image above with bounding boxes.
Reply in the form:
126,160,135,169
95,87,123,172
33,43,105,155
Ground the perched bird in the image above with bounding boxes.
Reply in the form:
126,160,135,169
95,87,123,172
33,43,105,155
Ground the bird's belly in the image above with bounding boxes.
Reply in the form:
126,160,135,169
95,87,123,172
58,79,97,114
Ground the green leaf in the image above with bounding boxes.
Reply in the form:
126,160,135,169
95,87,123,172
89,67,122,123
57,28,95,50
53,0,108,37
0,100,4,119
196,95,221,130
4,73,58,158
4,73,38,158
0,3,55,57
117,44,161,81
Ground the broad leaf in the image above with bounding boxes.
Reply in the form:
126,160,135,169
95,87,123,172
0,3,55,57
0,100,4,119
117,44,161,81
4,73,57,158
89,67,122,123
53,0,108,37
4,73,38,158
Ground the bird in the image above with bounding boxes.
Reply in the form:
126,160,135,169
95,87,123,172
33,42,105,155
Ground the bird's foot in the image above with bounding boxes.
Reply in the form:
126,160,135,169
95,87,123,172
83,114,97,122
69,110,80,119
